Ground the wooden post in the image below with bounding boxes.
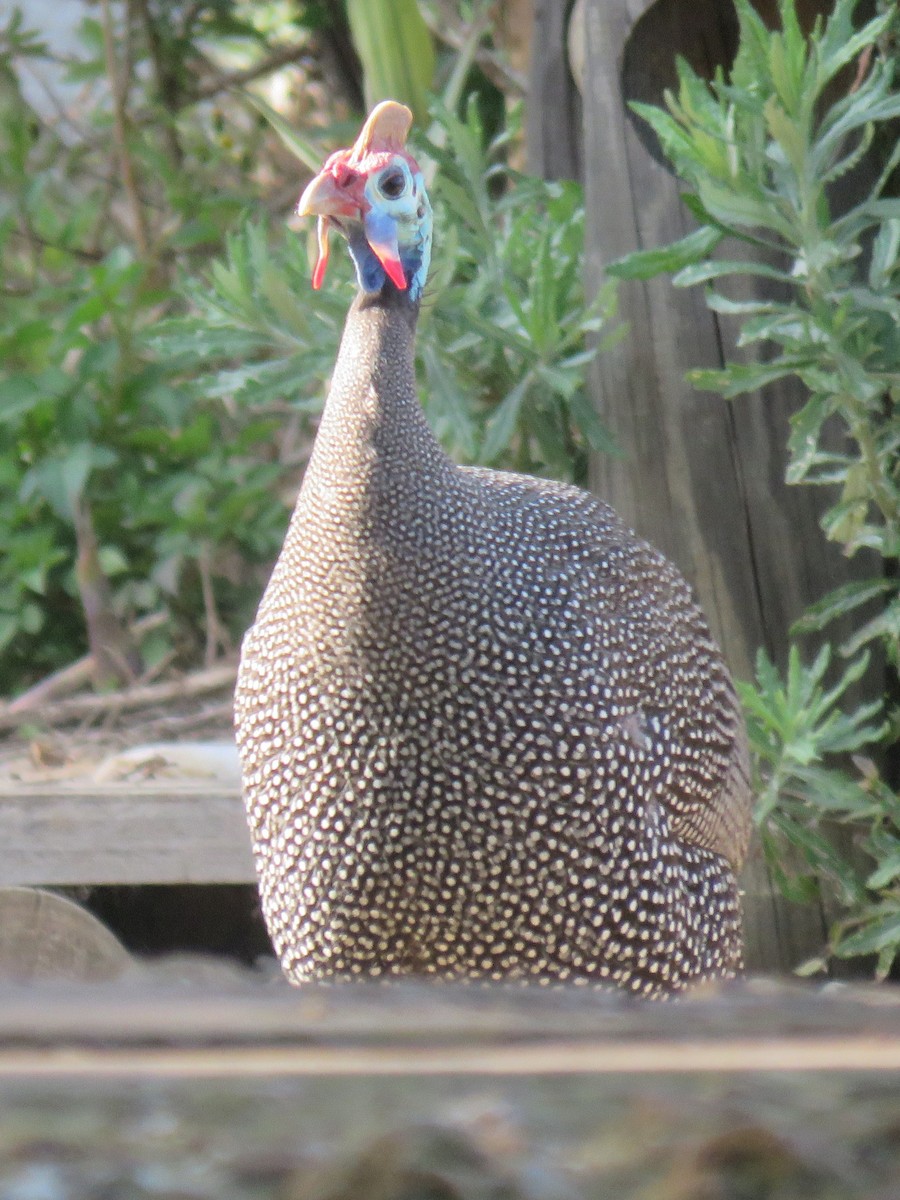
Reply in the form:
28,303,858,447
577,0,873,973
527,0,583,181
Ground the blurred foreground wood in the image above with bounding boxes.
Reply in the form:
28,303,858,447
0,976,900,1077
0,979,898,1199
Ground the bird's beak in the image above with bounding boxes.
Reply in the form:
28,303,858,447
297,170,361,291
297,170,356,220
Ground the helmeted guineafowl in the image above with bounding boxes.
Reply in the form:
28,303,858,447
234,101,752,997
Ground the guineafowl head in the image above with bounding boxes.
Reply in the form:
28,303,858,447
298,100,432,302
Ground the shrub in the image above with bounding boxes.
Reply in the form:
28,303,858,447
0,7,612,693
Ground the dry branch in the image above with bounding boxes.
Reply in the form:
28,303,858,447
192,40,310,102
422,2,527,96
5,613,168,715
0,663,237,733
100,0,151,257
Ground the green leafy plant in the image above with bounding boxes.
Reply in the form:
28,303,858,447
0,4,613,697
0,4,317,689
743,646,898,977
609,0,899,974
423,102,619,475
347,0,436,127
611,0,899,571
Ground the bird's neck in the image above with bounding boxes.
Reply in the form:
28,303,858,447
295,286,452,526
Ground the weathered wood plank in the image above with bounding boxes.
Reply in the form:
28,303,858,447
526,0,583,180
0,981,897,1197
0,782,255,886
0,978,898,1075
1,1075,897,1200
7,1033,900,1077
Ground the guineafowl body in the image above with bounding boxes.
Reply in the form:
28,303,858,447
235,103,752,997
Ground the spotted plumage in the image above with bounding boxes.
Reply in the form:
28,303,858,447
235,102,752,997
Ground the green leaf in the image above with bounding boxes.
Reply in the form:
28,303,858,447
688,359,804,397
730,0,774,90
436,175,490,244
244,93,326,172
736,310,809,346
815,4,892,92
832,198,900,242
834,909,900,959
867,854,900,892
20,443,118,521
840,596,900,659
480,376,530,464
814,89,900,171
794,955,829,977
789,765,880,816
628,101,697,166
347,0,436,129
694,180,795,237
0,376,43,423
869,219,900,290
704,293,782,317
419,342,477,460
764,98,807,176
792,579,896,636
568,390,622,457
673,259,795,287
607,226,723,280
771,810,862,901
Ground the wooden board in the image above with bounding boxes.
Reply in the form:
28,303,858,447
0,780,255,886
526,0,583,180
0,977,899,1077
1,1070,897,1200
0,980,897,1197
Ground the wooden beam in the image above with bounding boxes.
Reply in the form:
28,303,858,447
0,983,896,1199
0,781,255,886
6,1033,900,1077
579,0,857,975
0,978,898,1078
526,0,583,180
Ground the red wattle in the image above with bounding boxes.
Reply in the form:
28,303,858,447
311,217,330,290
379,255,407,290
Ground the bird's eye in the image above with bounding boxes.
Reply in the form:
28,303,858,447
379,170,406,199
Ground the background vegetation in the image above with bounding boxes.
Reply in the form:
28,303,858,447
0,1,609,693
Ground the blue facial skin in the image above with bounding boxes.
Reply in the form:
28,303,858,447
344,159,432,303
347,227,393,294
